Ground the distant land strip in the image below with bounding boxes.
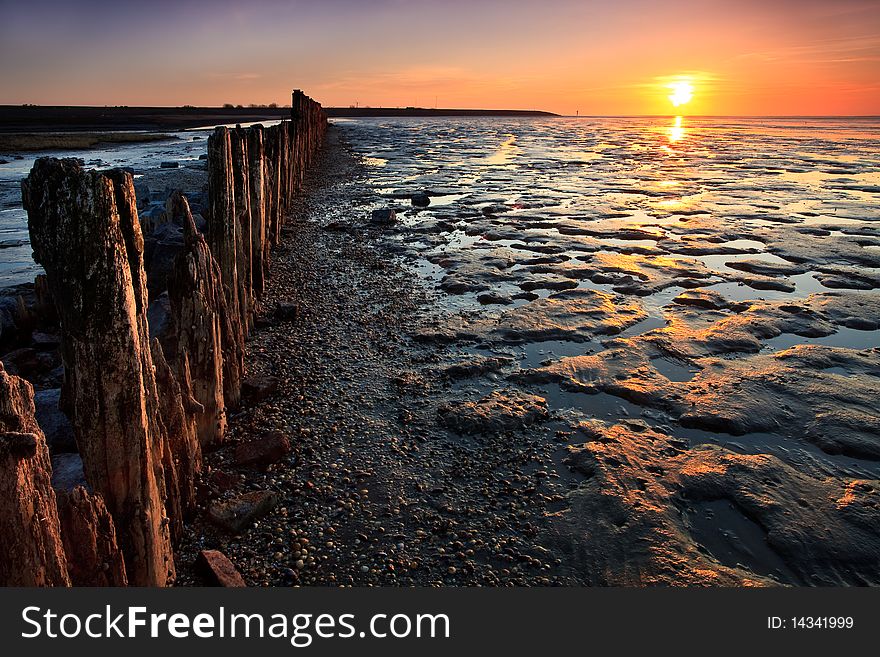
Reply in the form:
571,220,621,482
0,106,290,133
325,107,558,117
0,105,559,134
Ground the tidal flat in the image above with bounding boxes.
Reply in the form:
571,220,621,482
3,115,879,586
176,117,880,586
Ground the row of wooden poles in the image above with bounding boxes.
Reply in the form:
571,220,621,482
0,90,327,586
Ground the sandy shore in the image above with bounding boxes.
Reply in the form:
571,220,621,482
171,124,880,587
175,129,577,585
0,132,174,152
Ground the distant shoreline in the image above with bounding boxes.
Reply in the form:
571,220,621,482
325,107,558,117
0,105,290,133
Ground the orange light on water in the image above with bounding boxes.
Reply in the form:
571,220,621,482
669,115,685,143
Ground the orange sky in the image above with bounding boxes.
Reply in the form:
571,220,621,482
1,0,878,115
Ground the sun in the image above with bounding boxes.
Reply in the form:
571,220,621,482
668,81,694,108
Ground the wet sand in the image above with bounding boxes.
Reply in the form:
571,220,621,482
173,122,880,587
176,129,574,585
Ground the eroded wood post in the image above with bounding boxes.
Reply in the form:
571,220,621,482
23,159,175,586
0,362,70,586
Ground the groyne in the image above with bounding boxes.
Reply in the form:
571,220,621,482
0,90,326,586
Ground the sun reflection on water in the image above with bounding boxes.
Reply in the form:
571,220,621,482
669,116,685,143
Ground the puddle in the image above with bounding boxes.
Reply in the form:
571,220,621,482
519,339,601,368
539,382,648,420
652,357,698,382
685,499,800,584
766,327,880,351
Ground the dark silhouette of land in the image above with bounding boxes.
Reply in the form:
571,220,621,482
0,105,558,136
0,105,290,133
325,107,558,117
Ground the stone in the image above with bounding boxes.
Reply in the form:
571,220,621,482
207,490,277,533
160,161,179,168
242,374,279,403
30,331,61,350
411,192,431,207
196,549,246,587
209,470,239,492
274,303,299,322
370,208,397,225
234,431,291,468
51,452,86,490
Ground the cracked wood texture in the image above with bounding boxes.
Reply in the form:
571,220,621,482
0,362,70,586
23,159,175,586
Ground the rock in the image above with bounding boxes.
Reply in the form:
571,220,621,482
492,289,648,343
242,374,279,403
143,223,185,300
33,388,76,452
438,389,548,434
0,362,70,586
477,291,513,305
274,302,299,322
209,470,239,492
411,192,431,207
160,161,179,168
560,418,880,585
443,356,513,380
234,431,291,468
196,549,246,587
370,208,397,225
1,347,56,380
207,490,277,533
673,289,737,311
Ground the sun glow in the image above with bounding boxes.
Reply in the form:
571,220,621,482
668,81,694,108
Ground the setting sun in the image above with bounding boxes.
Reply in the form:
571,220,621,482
668,81,694,108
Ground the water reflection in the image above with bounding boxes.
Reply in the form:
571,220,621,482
668,115,685,143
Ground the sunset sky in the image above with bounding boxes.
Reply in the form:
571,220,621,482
1,0,878,115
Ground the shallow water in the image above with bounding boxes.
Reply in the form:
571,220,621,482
0,120,282,288
339,116,880,353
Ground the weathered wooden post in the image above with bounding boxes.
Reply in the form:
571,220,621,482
0,362,70,586
166,193,239,444
23,159,175,586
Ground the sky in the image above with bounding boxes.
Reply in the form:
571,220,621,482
1,0,878,115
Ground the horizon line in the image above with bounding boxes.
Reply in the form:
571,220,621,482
2,103,879,119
